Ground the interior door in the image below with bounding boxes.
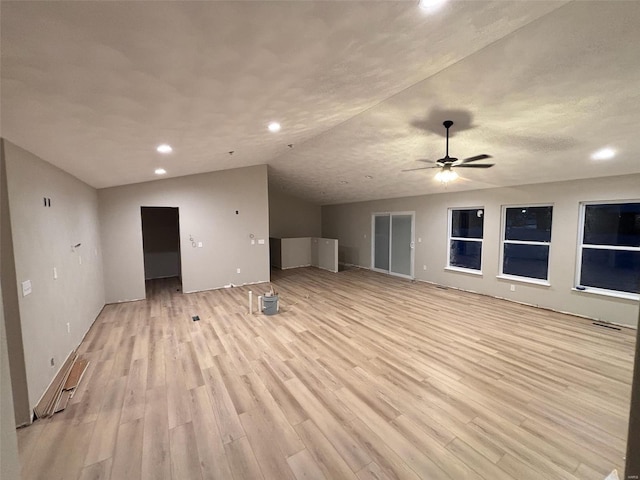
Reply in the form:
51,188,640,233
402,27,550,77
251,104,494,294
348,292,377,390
371,212,414,279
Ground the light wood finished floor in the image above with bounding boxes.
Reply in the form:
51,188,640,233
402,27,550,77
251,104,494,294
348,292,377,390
17,267,636,480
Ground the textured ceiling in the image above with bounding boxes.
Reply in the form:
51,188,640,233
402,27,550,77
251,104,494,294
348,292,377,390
2,1,639,205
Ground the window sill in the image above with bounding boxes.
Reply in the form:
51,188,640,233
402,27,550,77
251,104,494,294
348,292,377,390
497,274,550,287
571,287,639,302
445,266,482,276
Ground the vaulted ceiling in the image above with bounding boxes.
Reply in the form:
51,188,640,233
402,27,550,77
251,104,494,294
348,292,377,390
2,1,639,204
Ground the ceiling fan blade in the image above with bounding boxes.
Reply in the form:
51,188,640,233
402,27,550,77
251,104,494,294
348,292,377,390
416,158,435,164
402,166,439,172
459,154,492,164
456,163,494,169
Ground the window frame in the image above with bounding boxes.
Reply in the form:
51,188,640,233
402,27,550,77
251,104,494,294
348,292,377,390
575,200,640,300
446,207,484,275
497,204,553,286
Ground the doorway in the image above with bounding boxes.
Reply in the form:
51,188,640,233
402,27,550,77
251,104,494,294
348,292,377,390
141,207,182,291
371,212,415,279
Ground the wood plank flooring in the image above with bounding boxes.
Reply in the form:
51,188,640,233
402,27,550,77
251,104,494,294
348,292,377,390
17,267,636,480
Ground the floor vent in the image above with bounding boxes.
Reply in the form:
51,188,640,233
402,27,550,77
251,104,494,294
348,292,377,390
192,315,200,322
592,322,620,331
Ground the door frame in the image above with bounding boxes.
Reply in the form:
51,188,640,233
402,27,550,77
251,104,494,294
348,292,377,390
370,211,415,280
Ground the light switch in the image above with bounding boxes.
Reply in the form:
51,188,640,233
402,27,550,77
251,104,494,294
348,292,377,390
53,267,58,279
22,280,32,297
236,268,241,273
79,255,82,265
418,237,422,243
251,239,255,245
198,242,203,248
258,239,265,245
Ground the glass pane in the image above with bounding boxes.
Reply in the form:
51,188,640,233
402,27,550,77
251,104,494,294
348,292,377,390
451,209,483,239
580,248,640,294
583,203,640,247
503,244,549,280
374,215,390,270
391,215,412,276
450,240,482,270
505,206,553,242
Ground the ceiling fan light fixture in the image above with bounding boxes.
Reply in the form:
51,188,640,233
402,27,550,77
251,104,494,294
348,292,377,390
435,168,458,184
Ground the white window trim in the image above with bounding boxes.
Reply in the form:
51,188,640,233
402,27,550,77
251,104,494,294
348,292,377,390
445,266,483,276
571,287,639,302
499,204,553,283
497,274,550,287
447,207,484,273
575,200,640,299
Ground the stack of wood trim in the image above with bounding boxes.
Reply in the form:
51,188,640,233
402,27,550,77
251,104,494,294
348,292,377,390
54,358,90,413
33,351,90,418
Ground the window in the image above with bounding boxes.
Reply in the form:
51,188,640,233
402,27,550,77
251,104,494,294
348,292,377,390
448,208,483,272
577,202,640,296
500,206,553,282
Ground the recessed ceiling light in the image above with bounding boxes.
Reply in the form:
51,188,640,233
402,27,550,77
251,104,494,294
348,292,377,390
155,168,167,175
591,147,616,160
340,181,349,184
268,122,281,133
418,0,447,13
365,175,373,179
156,144,173,154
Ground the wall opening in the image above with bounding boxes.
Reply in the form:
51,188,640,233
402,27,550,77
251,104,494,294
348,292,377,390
141,207,182,291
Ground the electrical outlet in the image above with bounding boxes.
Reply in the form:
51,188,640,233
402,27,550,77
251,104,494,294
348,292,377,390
22,280,32,297
66,322,70,333
258,239,265,245
510,284,516,292
423,265,427,271
236,268,241,274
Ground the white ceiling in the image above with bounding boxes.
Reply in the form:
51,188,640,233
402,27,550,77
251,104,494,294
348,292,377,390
2,1,639,205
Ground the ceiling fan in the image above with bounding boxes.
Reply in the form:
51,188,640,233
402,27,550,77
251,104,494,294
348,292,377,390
403,120,494,183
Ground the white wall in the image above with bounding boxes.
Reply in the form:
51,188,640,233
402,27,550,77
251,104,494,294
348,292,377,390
281,238,312,269
1,288,21,480
312,238,339,273
277,237,339,272
269,189,321,238
0,140,30,426
3,140,105,419
322,174,640,327
0,149,21,480
99,165,270,302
